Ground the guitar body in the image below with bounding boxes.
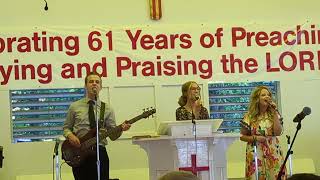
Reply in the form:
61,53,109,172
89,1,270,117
61,108,156,168
61,129,97,167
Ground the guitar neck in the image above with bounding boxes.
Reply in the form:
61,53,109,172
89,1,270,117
81,114,146,150
81,125,122,150
127,114,145,124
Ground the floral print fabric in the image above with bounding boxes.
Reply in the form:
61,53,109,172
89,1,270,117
241,114,286,180
176,106,209,121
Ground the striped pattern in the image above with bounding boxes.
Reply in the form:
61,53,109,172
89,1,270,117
150,0,162,20
10,88,84,143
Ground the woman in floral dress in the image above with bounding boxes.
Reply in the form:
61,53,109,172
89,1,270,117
240,86,286,180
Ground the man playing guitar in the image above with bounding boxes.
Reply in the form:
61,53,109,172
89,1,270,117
63,72,131,180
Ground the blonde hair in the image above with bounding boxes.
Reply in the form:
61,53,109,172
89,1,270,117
178,81,197,106
158,171,200,180
247,86,274,121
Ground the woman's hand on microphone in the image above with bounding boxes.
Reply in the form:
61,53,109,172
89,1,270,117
256,135,267,143
267,98,277,110
194,99,203,111
270,101,277,109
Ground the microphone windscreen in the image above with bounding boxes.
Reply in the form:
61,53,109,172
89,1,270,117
92,87,97,94
303,107,311,115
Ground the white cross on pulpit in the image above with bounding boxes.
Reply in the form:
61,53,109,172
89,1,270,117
179,154,209,175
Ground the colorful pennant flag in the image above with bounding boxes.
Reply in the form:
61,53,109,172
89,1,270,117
149,0,162,20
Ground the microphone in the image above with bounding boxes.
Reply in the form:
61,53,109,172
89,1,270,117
0,146,3,168
267,100,284,123
195,92,200,101
53,139,59,156
53,137,64,158
293,107,311,122
92,87,97,94
44,0,48,11
267,99,277,109
92,87,98,100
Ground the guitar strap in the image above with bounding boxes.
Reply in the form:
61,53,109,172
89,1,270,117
98,102,106,129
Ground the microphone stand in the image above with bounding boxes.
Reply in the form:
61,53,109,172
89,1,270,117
286,135,293,177
191,96,199,143
253,139,259,180
277,120,302,180
191,109,197,144
191,103,198,177
52,138,60,180
0,146,3,168
94,94,101,180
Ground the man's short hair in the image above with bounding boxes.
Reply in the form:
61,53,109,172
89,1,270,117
84,72,101,85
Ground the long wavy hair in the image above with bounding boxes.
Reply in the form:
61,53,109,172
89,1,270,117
247,86,274,121
178,81,197,107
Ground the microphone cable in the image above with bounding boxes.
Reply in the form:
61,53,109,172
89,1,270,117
44,0,48,11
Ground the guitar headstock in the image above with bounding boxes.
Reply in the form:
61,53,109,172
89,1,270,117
141,107,156,119
126,107,156,124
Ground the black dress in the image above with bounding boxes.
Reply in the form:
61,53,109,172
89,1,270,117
175,106,209,121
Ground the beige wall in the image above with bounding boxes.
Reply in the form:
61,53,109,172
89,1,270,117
0,0,320,179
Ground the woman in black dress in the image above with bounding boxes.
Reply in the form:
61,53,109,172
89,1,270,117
176,81,209,121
